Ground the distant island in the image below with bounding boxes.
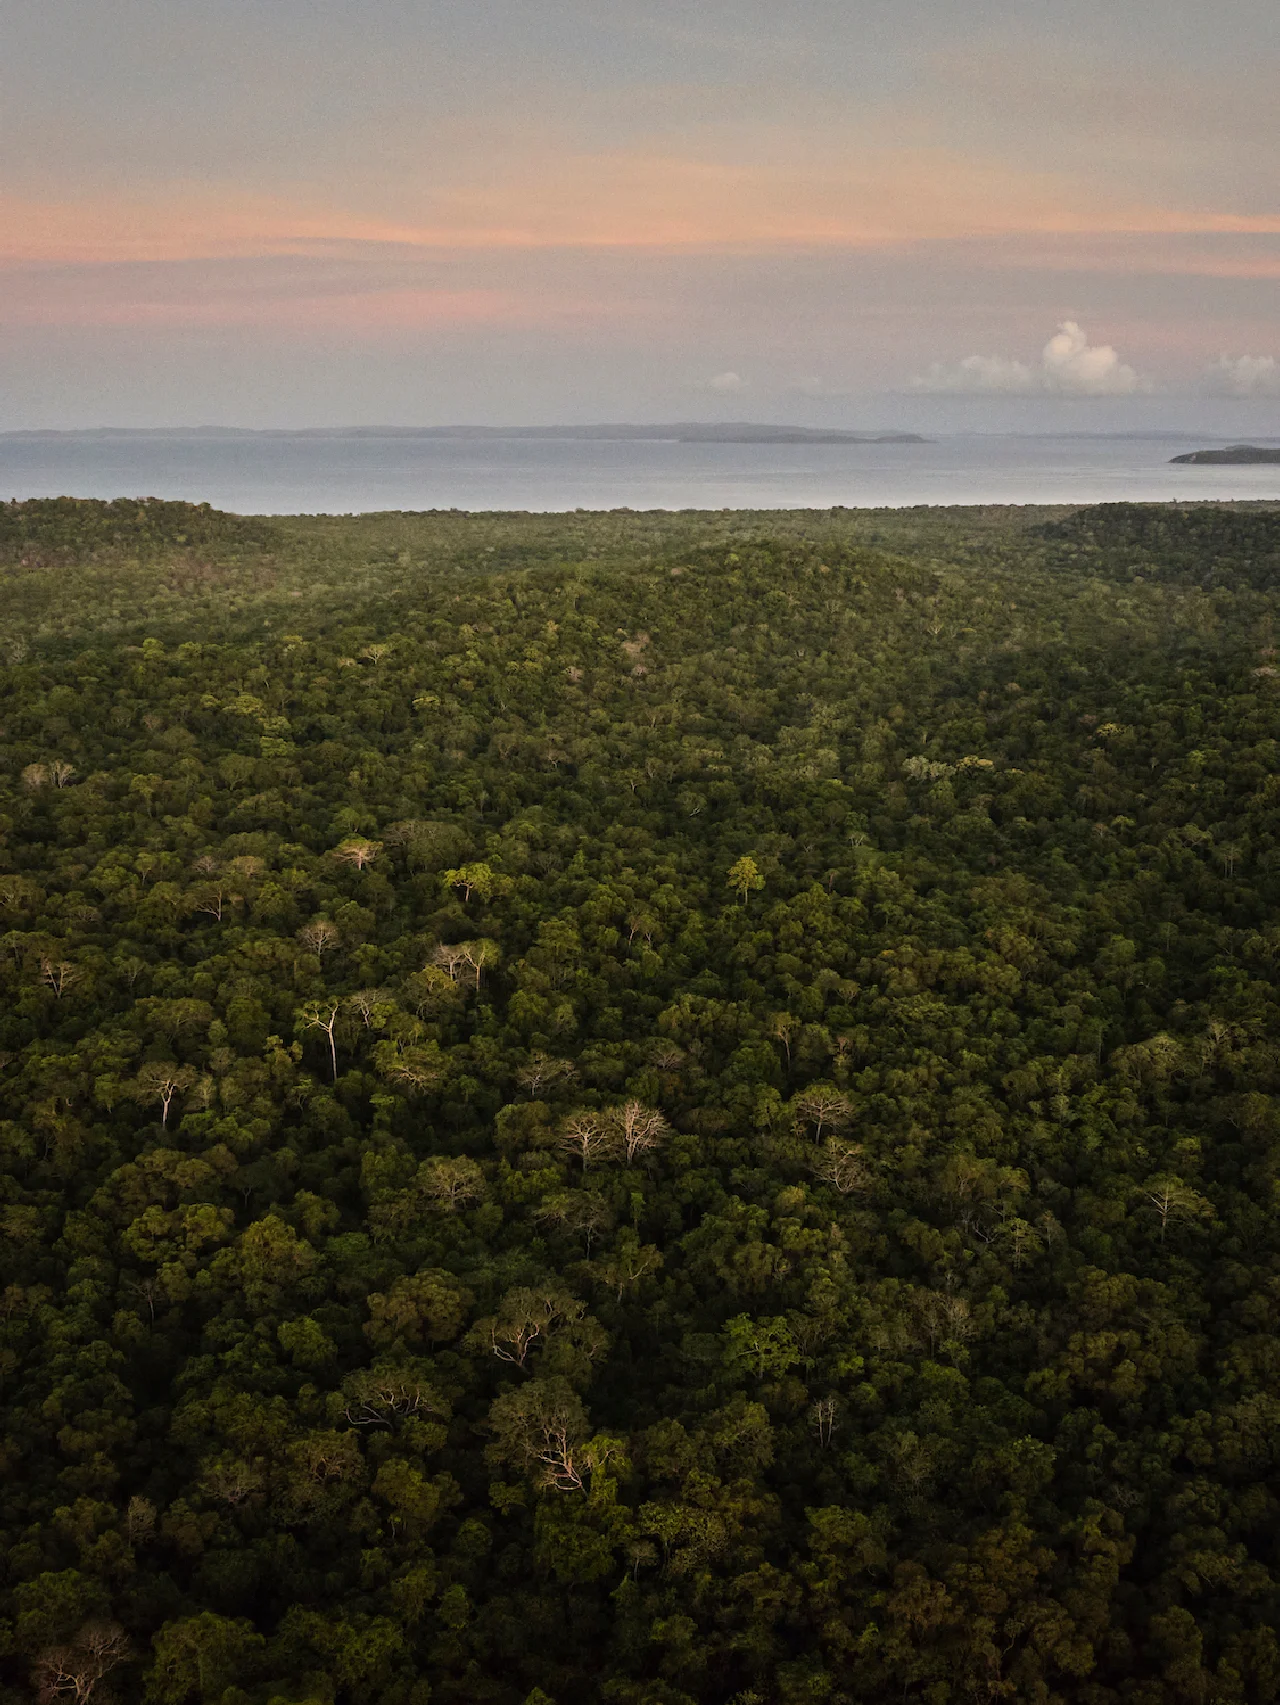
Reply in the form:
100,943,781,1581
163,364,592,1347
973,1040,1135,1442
0,422,929,446
1170,444,1280,465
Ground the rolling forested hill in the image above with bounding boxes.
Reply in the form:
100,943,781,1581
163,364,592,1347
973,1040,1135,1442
3,496,1280,1705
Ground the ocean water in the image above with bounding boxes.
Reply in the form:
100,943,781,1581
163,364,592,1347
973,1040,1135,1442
1,430,1278,515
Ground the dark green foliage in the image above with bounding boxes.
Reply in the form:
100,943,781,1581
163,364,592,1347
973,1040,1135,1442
0,497,279,564
1040,501,1280,591
2,497,1280,1703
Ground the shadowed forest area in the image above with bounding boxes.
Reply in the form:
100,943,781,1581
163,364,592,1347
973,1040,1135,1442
4,494,1280,1705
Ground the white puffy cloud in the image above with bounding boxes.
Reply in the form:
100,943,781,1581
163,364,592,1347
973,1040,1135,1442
912,353,1038,394
704,370,748,392
1040,321,1141,394
913,321,1142,396
1201,354,1280,397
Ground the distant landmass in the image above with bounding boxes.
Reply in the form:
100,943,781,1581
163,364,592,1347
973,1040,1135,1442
0,422,929,446
1171,444,1280,465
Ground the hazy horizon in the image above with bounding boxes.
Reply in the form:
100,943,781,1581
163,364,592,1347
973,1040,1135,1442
5,426,1278,516
3,407,1280,440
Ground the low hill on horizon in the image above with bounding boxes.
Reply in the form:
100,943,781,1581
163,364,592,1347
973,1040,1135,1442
0,421,929,445
1171,444,1280,465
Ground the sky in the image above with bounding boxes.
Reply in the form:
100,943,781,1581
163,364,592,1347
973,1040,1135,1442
1,0,1278,430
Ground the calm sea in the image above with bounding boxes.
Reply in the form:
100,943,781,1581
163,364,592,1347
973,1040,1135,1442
1,431,1278,514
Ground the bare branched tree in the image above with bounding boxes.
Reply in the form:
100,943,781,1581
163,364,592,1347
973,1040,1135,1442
458,938,500,989
517,1053,578,1096
596,1238,663,1301
346,987,395,1028
558,1111,617,1171
419,1156,485,1210
487,1378,590,1492
810,1139,870,1195
39,957,81,1000
132,1062,197,1128
297,999,341,1083
33,1621,129,1704
534,1190,614,1254
809,1395,840,1447
199,1454,267,1507
794,1087,854,1140
430,942,471,982
374,1038,441,1094
342,1366,447,1428
609,1100,671,1163
332,837,382,870
297,919,341,961
480,1286,585,1367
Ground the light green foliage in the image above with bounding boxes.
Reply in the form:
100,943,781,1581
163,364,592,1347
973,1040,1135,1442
726,855,765,904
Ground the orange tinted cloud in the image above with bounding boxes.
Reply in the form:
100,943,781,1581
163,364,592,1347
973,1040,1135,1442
0,193,425,266
4,143,1279,271
2,287,513,331
0,267,648,332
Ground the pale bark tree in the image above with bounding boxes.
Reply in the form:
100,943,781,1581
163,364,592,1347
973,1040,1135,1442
517,1052,578,1096
648,1042,686,1075
332,837,382,870
374,1038,440,1094
39,957,81,1000
596,1237,663,1301
33,1621,129,1704
487,1378,590,1492
226,854,266,883
912,1289,975,1356
770,1012,798,1069
534,1190,613,1254
130,1276,162,1323
810,1138,870,1194
133,1062,196,1128
297,999,341,1082
610,1100,670,1163
346,987,395,1028
626,912,656,947
809,1395,840,1448
1139,1174,1213,1239
342,1367,447,1428
441,862,500,902
191,882,227,922
887,1430,936,1493
419,1155,485,1210
297,919,341,960
0,874,39,917
794,1087,854,1140
480,1287,585,1367
458,938,500,989
558,1111,616,1171
430,942,471,982
402,965,464,1018
199,1454,267,1507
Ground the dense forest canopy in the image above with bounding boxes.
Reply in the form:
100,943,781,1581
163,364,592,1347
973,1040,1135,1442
3,494,1280,1705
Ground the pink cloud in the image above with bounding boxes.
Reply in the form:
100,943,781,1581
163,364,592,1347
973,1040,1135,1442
4,148,1280,275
